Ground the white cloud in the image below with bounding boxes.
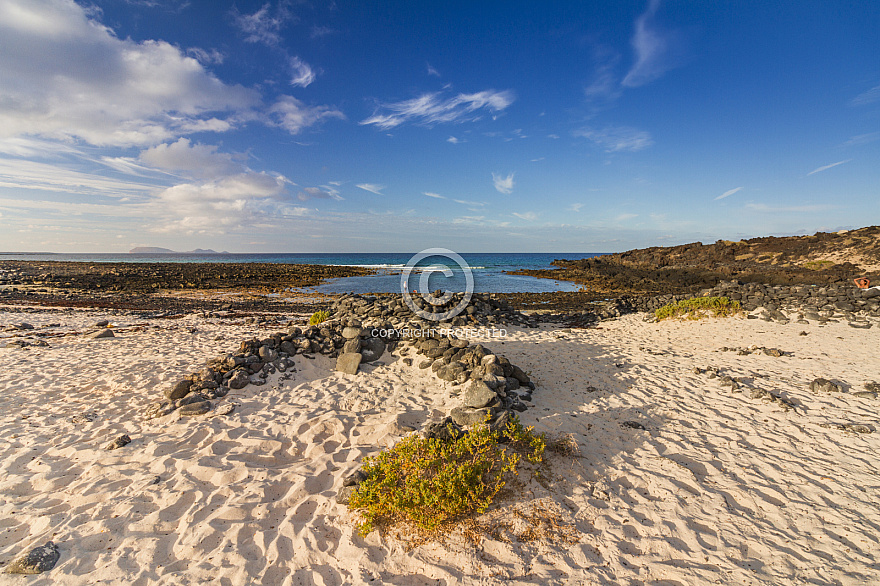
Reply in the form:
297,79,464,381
140,138,244,178
453,199,485,207
427,63,441,77
269,96,345,134
531,157,545,162
569,203,584,212
622,0,682,88
714,186,743,200
356,183,385,195
512,211,537,221
806,160,850,176
290,56,316,87
584,46,622,102
842,132,880,147
297,186,343,201
615,213,638,221
492,172,515,194
232,2,292,45
0,158,156,198
851,84,880,106
360,90,515,129
152,172,292,233
574,126,653,152
447,136,460,144
0,0,260,147
452,216,485,224
424,192,445,199
187,47,224,65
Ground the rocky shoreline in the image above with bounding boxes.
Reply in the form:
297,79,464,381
0,260,373,313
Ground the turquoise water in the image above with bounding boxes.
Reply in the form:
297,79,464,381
0,252,602,293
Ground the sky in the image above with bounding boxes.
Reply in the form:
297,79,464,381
0,0,878,253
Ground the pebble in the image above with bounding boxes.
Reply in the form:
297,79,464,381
104,434,132,450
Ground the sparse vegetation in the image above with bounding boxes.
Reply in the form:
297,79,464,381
655,296,742,321
802,260,835,270
348,415,546,537
309,309,330,325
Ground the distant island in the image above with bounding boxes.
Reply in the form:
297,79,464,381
129,247,230,254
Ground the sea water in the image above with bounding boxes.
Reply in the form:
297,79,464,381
0,252,603,294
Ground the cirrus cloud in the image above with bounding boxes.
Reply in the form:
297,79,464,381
360,89,515,130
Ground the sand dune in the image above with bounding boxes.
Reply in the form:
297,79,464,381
1,305,878,584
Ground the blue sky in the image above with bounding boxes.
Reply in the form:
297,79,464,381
0,0,878,253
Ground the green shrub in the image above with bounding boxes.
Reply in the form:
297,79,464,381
309,309,330,325
655,296,741,321
348,415,546,536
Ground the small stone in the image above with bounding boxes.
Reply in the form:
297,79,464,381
422,417,465,440
227,370,249,389
620,421,647,430
852,391,877,399
212,402,236,417
864,382,880,392
809,378,842,393
178,400,211,417
84,329,114,339
104,434,131,450
5,541,60,574
336,352,362,375
343,469,368,487
258,346,278,362
165,379,192,400
341,326,362,339
342,338,362,354
336,485,357,505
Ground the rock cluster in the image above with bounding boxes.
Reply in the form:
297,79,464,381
641,281,880,321
330,292,539,328
143,292,540,425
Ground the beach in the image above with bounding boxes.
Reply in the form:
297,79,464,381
2,298,878,585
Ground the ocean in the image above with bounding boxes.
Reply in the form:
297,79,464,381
0,252,603,294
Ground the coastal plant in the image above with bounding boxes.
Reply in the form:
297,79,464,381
802,260,835,270
348,415,546,536
655,296,742,321
309,309,330,325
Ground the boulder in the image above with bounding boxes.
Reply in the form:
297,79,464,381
450,406,492,427
360,338,385,363
463,380,497,409
336,353,362,375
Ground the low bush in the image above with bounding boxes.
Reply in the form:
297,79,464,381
309,309,330,325
348,415,546,536
655,296,741,321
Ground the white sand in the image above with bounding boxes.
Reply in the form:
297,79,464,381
1,305,879,585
